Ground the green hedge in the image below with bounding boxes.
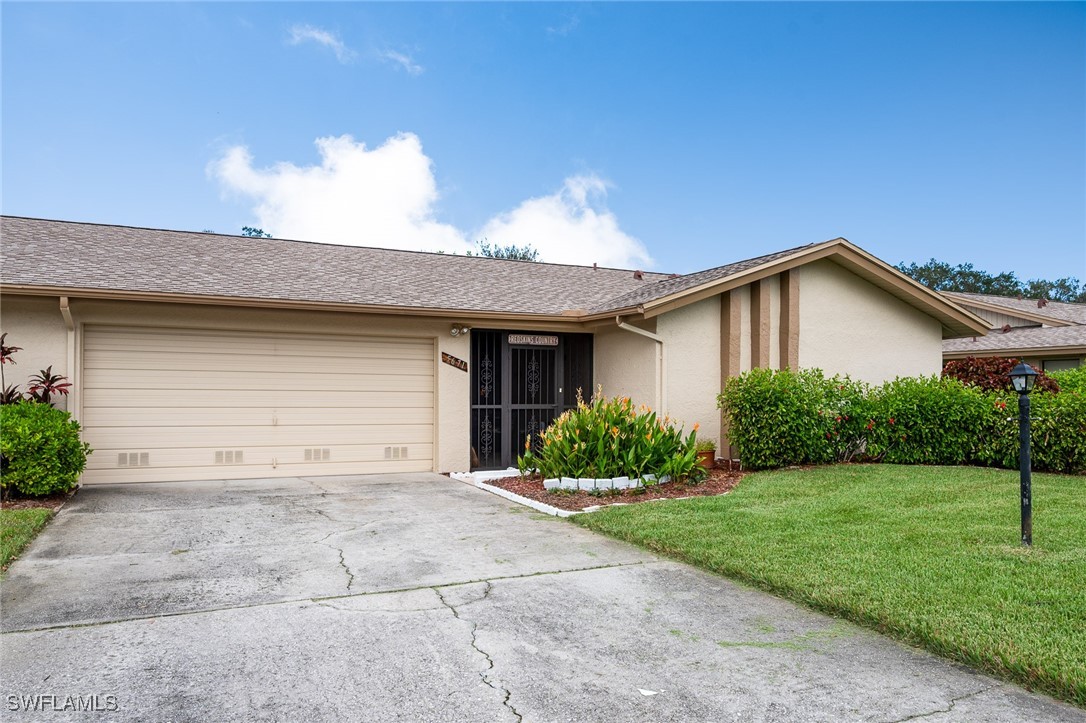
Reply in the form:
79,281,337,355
1,401,91,496
1050,366,1086,395
719,368,1086,474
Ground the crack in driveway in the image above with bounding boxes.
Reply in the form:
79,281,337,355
434,582,522,722
885,683,1003,722
313,530,357,592
3,561,654,635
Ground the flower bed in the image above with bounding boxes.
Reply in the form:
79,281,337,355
485,467,743,512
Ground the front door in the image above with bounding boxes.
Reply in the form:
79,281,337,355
470,330,592,470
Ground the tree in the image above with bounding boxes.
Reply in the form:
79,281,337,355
241,226,272,238
466,240,539,261
896,259,1086,303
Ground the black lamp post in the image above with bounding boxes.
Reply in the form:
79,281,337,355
1009,361,1038,547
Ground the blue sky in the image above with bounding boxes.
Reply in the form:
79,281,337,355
3,2,1084,279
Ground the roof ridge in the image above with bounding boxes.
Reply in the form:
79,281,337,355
0,214,672,277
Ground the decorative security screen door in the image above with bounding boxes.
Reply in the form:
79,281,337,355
470,331,592,470
508,342,559,468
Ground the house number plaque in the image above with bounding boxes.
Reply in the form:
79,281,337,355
441,352,468,372
508,334,559,347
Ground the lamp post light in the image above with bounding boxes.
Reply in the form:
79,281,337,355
1009,361,1038,547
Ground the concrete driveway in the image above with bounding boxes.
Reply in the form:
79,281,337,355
1,474,1081,722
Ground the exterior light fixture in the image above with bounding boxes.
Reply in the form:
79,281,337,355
450,324,470,337
1009,362,1038,394
1009,361,1039,546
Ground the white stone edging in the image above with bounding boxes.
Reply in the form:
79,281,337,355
473,479,587,518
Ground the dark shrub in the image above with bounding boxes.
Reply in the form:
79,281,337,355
942,356,1059,394
1,401,91,496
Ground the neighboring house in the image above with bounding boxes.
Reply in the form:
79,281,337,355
0,216,988,483
941,292,1086,372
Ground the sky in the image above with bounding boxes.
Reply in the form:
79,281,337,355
2,2,1084,280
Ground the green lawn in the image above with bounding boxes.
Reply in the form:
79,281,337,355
573,464,1086,706
1,508,54,573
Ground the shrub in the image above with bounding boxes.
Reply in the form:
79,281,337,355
975,391,1086,474
719,367,1086,473
1049,366,1086,396
942,356,1059,394
1,401,91,496
717,368,870,469
518,390,703,482
865,376,990,465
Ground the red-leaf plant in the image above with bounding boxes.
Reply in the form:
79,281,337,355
27,366,72,405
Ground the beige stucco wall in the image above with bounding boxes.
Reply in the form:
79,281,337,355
594,298,722,447
0,294,472,473
798,260,943,383
0,295,71,410
658,296,721,444
593,320,658,409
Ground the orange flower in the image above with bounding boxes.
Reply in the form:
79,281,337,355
692,422,700,432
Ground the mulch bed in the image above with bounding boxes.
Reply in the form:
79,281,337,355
1,489,76,511
484,466,745,512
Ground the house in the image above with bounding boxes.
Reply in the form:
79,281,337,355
941,292,1086,372
0,216,989,484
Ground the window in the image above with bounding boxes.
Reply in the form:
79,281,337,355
1042,358,1081,372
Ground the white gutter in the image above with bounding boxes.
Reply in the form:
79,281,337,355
615,316,666,413
59,297,78,423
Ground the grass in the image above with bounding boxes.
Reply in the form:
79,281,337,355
573,464,1086,707
1,508,54,573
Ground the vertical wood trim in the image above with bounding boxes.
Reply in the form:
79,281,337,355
750,280,771,368
720,291,743,458
779,270,800,370
720,291,742,382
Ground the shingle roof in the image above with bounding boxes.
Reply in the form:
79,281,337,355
944,292,1086,325
943,324,1086,354
0,216,676,317
587,243,818,313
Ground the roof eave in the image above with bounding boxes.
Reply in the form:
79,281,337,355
943,344,1086,359
942,294,1074,328
589,239,990,339
0,284,595,328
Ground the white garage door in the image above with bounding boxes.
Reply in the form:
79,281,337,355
82,325,435,484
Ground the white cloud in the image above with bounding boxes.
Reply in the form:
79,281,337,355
209,133,471,254
208,133,652,269
287,24,356,64
378,49,424,76
547,13,581,37
480,176,652,268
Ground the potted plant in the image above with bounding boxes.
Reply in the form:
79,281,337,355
694,439,716,470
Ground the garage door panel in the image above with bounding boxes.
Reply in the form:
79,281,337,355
89,424,434,448
85,443,434,471
83,369,435,392
85,457,434,484
85,329,434,359
84,389,434,409
81,326,436,483
83,351,436,375
83,406,431,427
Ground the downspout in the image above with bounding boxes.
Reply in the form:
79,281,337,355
59,297,77,421
615,316,666,413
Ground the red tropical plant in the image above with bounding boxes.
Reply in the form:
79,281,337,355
26,366,72,405
941,356,1059,394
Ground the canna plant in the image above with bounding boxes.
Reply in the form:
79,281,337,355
518,387,703,483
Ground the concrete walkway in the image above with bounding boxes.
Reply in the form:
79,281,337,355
1,474,1081,722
